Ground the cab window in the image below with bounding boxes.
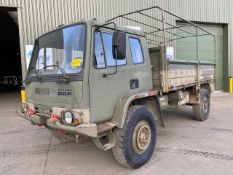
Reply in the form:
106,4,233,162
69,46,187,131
129,37,144,64
94,32,126,68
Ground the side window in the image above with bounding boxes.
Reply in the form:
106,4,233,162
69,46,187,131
94,31,126,68
94,32,106,68
129,37,144,64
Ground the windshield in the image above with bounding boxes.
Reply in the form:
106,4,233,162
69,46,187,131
28,24,86,77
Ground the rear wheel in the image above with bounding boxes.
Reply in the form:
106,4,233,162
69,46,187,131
112,105,157,169
193,89,210,121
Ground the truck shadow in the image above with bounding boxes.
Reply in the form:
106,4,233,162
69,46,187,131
162,107,194,121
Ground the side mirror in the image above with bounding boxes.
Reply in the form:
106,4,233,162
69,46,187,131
112,31,126,60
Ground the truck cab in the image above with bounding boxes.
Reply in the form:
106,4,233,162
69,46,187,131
20,19,155,142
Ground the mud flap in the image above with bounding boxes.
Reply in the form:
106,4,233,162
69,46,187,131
91,130,116,150
155,96,165,128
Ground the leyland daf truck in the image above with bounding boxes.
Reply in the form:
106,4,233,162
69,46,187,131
19,6,216,168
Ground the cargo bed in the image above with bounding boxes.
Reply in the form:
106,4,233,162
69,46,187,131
149,47,215,93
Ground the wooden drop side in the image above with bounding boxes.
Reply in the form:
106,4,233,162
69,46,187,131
149,47,215,93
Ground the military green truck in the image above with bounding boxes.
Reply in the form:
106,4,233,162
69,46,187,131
19,6,216,168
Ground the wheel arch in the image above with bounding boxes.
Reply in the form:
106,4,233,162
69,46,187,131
201,82,214,95
111,90,163,128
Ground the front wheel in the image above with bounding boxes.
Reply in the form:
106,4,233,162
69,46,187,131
193,88,210,121
112,105,157,169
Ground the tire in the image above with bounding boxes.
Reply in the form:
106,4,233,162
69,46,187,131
112,105,157,169
193,88,210,121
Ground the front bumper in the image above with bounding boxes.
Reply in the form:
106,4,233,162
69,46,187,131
18,109,97,138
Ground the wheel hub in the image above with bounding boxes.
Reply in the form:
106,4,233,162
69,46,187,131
132,121,151,154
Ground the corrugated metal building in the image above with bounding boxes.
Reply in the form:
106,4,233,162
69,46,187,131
0,0,232,91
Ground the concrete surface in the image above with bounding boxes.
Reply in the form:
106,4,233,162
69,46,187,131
0,91,233,175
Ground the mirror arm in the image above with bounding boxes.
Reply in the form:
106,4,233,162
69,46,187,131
102,22,118,78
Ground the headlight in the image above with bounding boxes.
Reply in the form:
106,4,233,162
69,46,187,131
60,110,81,126
62,111,74,125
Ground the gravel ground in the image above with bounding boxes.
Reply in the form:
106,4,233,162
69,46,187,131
0,91,233,175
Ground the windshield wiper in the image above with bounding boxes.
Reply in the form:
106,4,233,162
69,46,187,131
30,67,42,81
43,61,70,82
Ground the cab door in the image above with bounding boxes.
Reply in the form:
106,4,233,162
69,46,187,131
89,29,152,123
89,29,132,123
